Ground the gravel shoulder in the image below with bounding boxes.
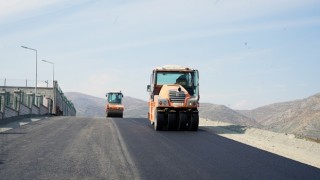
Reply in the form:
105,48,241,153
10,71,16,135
199,118,320,169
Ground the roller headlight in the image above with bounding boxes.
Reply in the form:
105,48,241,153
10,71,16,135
187,99,198,107
158,98,168,106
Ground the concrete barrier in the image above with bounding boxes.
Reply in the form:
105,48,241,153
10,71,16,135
31,104,40,115
4,106,18,118
40,104,48,115
19,103,31,115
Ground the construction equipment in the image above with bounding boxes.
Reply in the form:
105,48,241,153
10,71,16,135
105,91,124,118
147,65,200,131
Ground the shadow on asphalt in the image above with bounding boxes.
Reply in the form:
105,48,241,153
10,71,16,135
0,132,26,135
0,116,45,133
145,123,247,134
127,117,248,135
201,125,247,134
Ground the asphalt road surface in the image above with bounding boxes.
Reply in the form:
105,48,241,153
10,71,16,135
0,116,319,180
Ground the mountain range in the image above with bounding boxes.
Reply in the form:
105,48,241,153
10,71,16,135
65,92,320,141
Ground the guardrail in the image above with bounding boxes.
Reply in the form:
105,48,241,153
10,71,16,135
0,78,53,88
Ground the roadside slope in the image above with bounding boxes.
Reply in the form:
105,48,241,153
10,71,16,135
200,118,320,169
238,93,320,140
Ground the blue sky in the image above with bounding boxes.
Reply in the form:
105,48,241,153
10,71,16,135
1,0,320,109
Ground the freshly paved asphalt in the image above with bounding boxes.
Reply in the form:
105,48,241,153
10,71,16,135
0,116,319,180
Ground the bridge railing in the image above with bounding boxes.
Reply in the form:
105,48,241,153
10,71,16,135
0,78,53,88
0,80,76,122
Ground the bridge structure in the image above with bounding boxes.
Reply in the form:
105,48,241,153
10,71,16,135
0,80,76,122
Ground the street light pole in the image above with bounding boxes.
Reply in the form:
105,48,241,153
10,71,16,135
42,59,55,115
21,46,38,100
42,60,54,87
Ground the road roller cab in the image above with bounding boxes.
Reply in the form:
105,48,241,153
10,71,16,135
105,91,124,118
147,65,200,131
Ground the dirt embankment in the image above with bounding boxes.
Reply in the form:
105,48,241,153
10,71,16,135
199,118,320,169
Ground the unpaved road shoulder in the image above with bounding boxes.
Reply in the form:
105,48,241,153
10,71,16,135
200,118,320,168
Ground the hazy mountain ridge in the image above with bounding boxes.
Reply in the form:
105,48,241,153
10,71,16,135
122,96,148,118
65,92,105,118
65,92,147,118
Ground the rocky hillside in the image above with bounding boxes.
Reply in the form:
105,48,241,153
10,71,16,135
238,93,320,140
199,103,261,127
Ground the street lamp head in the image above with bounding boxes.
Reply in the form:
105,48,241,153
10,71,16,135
21,45,38,98
42,59,53,64
42,59,55,88
21,45,37,51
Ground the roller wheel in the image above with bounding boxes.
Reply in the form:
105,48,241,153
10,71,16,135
167,112,177,131
178,112,187,131
154,111,164,131
188,112,199,131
